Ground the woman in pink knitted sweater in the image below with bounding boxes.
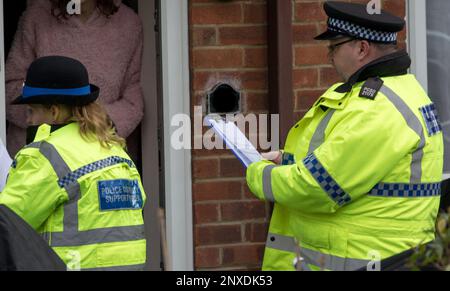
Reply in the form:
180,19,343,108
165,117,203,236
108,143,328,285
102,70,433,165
6,0,144,157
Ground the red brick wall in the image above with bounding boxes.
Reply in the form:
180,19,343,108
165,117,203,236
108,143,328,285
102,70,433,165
190,0,270,271
189,0,406,270
293,0,406,120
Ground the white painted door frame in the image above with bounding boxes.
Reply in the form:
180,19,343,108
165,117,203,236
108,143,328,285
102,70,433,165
407,0,450,181
407,0,428,92
160,0,194,271
140,0,194,271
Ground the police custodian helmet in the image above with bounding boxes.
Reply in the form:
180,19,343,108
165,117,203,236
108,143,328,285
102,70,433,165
12,56,100,106
315,1,405,44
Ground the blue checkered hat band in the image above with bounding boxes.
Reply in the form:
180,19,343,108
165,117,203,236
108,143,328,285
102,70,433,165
303,153,352,207
369,183,441,198
58,156,135,188
328,17,397,43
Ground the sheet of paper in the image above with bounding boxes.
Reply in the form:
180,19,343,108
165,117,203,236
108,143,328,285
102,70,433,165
206,116,262,167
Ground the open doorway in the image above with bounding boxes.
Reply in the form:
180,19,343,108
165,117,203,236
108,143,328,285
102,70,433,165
4,0,26,59
2,0,164,271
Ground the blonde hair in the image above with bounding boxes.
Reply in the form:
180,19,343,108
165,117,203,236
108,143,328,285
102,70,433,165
70,102,126,149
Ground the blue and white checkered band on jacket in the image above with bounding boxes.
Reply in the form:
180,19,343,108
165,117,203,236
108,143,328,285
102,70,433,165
328,17,398,43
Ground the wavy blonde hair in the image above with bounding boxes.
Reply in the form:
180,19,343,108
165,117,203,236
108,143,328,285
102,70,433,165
70,102,125,149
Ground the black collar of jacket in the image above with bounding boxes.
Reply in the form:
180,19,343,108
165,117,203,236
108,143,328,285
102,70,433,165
49,123,73,133
335,50,412,93
26,123,74,145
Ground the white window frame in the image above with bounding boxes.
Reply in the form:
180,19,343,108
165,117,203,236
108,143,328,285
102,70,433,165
407,0,428,92
408,0,450,180
160,0,194,271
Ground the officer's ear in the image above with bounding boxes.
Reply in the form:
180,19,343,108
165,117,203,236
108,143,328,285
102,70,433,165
49,105,60,124
356,40,371,61
50,104,72,124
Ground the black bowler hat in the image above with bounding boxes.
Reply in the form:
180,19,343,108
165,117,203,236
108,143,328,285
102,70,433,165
315,1,405,44
12,56,100,106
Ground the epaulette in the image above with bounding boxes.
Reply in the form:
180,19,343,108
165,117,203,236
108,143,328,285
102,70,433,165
359,77,384,100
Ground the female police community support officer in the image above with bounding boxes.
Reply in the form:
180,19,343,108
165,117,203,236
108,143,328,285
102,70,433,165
0,56,147,271
247,1,444,271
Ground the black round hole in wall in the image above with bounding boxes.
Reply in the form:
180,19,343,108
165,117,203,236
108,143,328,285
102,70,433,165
207,83,240,115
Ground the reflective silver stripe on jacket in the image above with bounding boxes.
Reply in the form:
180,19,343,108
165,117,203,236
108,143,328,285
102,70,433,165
369,182,441,197
266,232,312,270
80,263,146,271
50,225,146,247
266,233,297,253
263,165,278,202
40,142,72,180
25,142,42,149
31,142,145,247
379,86,426,184
300,248,370,271
267,233,370,271
308,109,336,155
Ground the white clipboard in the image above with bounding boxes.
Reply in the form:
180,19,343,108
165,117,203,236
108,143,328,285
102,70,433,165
206,116,262,168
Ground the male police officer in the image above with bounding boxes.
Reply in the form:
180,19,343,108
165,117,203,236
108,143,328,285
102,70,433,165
247,1,444,271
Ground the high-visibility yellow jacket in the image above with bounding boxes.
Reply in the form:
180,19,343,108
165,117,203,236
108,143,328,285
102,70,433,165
247,74,443,271
0,123,147,271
